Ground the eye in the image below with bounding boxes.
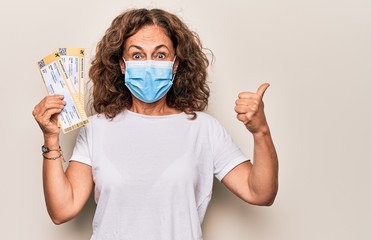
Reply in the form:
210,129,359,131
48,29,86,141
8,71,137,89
132,53,142,60
155,52,166,59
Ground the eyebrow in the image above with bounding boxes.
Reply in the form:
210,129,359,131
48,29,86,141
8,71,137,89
127,44,170,52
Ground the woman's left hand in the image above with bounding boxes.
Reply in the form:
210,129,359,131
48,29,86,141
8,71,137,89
234,83,270,134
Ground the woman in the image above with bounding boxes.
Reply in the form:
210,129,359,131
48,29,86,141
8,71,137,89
33,8,278,240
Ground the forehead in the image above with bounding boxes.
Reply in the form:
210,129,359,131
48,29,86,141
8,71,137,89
125,25,174,50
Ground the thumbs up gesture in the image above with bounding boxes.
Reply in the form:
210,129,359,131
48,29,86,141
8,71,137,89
235,83,270,134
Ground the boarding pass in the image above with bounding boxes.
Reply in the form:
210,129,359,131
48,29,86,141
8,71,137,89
37,49,88,133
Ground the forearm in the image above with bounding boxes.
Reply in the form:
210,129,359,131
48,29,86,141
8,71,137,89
248,128,278,205
42,136,75,224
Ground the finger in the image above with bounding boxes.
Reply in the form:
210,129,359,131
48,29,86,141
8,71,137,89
40,95,64,105
37,97,65,113
236,112,255,125
236,113,248,124
34,95,64,111
44,96,65,106
34,103,64,119
41,108,63,124
257,83,270,98
234,105,257,114
47,94,64,99
234,105,248,114
235,98,259,106
44,101,66,110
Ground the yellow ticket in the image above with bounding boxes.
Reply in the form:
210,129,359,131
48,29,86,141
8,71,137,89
37,51,88,133
59,48,85,106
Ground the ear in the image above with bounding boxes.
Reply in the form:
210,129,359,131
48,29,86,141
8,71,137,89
173,58,179,73
119,58,126,74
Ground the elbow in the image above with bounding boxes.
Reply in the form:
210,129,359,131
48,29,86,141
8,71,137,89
51,217,67,225
258,183,278,206
261,188,278,206
261,189,278,206
50,215,72,225
250,195,276,207
247,187,278,206
262,196,276,206
48,210,76,225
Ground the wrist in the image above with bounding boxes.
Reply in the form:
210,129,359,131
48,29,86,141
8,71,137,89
43,134,60,147
251,126,271,138
41,140,64,162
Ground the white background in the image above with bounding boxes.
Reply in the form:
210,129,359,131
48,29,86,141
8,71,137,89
1,0,370,239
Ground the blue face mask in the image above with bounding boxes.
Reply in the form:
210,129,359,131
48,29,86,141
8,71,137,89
123,58,176,103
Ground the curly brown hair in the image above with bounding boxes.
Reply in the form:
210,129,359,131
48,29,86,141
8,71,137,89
89,8,211,119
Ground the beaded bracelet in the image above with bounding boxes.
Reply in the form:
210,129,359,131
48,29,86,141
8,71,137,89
42,150,65,162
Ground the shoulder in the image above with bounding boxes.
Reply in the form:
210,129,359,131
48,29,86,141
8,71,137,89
191,111,226,132
87,113,113,122
194,111,221,124
193,111,214,120
80,112,124,134
86,111,125,124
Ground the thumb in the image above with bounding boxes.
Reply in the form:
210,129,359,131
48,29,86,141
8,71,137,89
257,83,270,98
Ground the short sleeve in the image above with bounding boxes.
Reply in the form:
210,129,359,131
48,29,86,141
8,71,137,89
70,125,92,166
212,120,249,181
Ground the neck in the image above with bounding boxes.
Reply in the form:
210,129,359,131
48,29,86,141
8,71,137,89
129,97,180,116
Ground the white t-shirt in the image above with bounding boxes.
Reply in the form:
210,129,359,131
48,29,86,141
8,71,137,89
71,110,248,240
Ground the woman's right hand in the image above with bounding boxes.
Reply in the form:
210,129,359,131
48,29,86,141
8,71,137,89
32,95,66,138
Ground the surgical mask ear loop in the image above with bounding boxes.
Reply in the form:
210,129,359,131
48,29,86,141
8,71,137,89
171,72,177,82
171,56,177,82
121,58,127,74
